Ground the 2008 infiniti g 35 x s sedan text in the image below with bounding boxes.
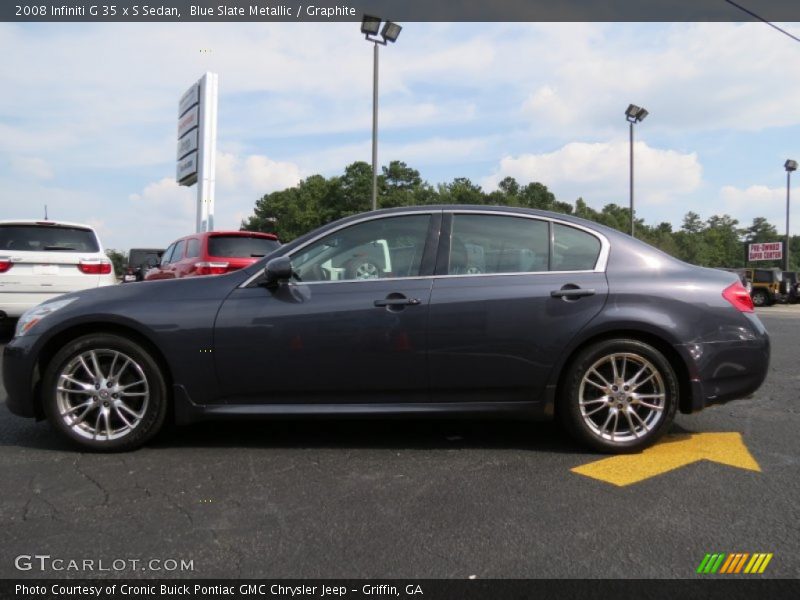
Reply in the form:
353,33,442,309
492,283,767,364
3,206,769,453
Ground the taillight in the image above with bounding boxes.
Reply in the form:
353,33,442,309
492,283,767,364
195,261,229,275
722,281,754,313
0,259,12,273
78,260,112,275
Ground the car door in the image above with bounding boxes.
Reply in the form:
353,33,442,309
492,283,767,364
213,212,440,404
427,212,609,403
144,243,175,281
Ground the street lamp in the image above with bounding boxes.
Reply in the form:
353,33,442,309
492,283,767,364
361,14,402,211
625,104,649,237
785,159,797,272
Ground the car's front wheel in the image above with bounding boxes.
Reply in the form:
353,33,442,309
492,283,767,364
42,333,168,452
559,339,677,453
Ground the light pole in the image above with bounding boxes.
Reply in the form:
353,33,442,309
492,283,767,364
625,104,648,237
361,15,402,211
785,159,797,272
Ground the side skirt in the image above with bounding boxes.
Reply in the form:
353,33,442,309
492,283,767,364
172,385,550,424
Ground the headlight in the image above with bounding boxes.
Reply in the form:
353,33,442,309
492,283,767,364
15,298,77,337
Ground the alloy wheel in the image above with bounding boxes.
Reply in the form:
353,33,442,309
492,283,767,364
578,352,666,443
55,349,150,441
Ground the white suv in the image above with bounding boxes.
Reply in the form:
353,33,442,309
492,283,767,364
0,220,116,319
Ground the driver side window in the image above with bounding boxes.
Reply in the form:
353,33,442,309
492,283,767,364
160,243,176,267
291,215,431,282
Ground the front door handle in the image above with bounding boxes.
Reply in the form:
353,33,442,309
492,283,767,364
374,297,421,307
550,287,596,299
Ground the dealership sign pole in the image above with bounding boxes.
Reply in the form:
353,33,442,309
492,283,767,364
176,72,219,233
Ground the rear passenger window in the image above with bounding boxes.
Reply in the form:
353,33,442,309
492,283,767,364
449,215,549,275
170,240,186,264
552,224,601,271
186,238,200,259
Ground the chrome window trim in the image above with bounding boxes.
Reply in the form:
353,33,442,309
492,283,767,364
239,210,610,288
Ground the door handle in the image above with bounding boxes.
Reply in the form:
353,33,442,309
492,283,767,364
374,297,421,307
550,288,596,299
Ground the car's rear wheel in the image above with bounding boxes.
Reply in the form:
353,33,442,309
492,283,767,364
751,289,768,307
559,339,677,453
42,334,168,452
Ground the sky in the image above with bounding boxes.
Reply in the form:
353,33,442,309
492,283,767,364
1,21,799,251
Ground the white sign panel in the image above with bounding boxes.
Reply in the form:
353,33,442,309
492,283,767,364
177,105,199,139
176,72,218,233
748,242,783,261
179,83,199,117
177,128,198,160
177,151,198,184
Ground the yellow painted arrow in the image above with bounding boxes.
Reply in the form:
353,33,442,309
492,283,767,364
571,432,760,487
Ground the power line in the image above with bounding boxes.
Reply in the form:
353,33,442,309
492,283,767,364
724,0,800,44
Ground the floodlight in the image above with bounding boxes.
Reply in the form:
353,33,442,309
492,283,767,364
361,15,381,36
381,21,402,43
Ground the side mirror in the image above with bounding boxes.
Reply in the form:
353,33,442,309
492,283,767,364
264,256,293,288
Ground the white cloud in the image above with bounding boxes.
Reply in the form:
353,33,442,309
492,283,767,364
720,185,784,208
483,140,702,205
125,151,303,246
10,156,53,180
129,177,195,224
2,21,800,248
719,185,795,233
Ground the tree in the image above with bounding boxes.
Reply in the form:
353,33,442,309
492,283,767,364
439,177,485,205
382,161,437,207
238,159,789,271
703,215,743,267
105,249,126,277
743,217,779,243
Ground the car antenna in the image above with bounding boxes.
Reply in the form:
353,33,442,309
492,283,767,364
44,205,48,220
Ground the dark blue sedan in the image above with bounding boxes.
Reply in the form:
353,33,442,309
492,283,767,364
3,206,770,453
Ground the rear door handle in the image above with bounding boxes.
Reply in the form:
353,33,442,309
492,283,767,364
374,297,421,307
550,288,596,299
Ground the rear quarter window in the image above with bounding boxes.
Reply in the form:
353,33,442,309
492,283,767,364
551,224,601,271
0,225,99,252
208,236,280,258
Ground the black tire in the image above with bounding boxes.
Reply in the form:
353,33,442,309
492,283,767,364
558,339,678,453
0,318,16,343
751,289,768,307
42,333,168,452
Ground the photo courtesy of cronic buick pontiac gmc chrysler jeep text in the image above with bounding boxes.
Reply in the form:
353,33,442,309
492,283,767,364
2,207,770,453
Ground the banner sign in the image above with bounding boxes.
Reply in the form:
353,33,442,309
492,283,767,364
748,242,783,262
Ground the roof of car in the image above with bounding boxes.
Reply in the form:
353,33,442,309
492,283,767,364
0,219,96,230
344,204,628,239
171,230,279,241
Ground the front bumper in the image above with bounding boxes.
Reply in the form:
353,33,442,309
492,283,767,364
3,334,41,419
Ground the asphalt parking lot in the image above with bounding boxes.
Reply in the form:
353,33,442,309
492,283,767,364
1,308,798,579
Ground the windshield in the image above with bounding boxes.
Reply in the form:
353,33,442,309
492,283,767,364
208,235,280,258
128,249,163,268
0,224,99,252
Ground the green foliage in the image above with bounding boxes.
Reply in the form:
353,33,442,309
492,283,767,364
105,249,127,277
240,161,799,270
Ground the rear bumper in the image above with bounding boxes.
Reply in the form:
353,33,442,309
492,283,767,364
0,277,115,317
676,314,770,413
0,292,65,318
